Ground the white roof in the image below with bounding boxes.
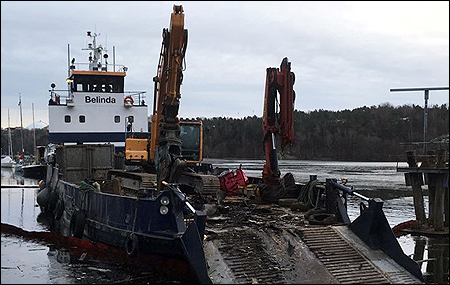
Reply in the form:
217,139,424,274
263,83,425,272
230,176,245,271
26,120,48,129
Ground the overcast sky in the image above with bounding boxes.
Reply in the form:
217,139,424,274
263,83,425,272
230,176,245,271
1,1,449,128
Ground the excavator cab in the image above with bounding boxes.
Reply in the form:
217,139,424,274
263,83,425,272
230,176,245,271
180,120,203,164
124,119,203,165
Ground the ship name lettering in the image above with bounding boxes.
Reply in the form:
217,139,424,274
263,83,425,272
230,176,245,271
85,96,116,104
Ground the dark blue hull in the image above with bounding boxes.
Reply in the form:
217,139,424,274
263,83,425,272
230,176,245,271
40,166,211,284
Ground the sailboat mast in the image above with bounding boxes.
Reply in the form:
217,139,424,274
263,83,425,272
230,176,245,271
32,103,36,153
19,93,24,154
8,108,13,156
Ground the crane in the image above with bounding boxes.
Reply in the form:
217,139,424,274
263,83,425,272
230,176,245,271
262,57,296,185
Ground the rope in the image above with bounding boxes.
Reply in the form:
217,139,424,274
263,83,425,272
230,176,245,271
298,180,318,208
78,180,97,211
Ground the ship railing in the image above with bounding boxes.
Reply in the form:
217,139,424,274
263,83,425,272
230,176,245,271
48,89,147,106
123,91,147,106
69,62,128,73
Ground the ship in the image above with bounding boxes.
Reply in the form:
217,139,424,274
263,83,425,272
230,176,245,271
47,31,148,152
37,30,212,284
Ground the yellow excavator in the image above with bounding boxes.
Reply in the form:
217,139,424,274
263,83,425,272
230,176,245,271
124,5,218,195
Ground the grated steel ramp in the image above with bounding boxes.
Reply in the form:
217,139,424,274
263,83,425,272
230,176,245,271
216,230,286,284
299,226,391,284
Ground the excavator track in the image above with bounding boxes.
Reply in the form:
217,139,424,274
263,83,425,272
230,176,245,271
179,172,221,196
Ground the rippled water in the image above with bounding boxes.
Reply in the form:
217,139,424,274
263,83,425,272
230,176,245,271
2,160,448,284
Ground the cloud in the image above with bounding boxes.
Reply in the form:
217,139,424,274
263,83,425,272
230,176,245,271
1,1,448,128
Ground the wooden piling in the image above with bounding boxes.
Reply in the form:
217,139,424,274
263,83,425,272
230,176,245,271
406,173,427,224
445,180,449,227
404,151,427,224
427,173,435,224
428,174,445,231
398,149,449,234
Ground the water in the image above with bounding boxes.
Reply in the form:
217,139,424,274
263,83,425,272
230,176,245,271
2,160,449,283
1,168,172,284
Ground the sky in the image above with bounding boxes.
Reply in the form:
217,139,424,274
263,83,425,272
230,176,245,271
1,1,449,129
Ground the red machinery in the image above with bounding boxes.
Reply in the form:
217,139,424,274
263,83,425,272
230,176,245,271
262,57,296,185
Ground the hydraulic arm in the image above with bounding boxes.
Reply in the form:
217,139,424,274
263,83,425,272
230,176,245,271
262,57,296,185
151,5,188,188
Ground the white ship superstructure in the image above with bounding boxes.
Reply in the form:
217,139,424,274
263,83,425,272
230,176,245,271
48,31,148,152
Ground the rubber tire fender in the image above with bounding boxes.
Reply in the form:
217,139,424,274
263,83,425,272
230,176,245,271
125,233,139,257
69,210,86,238
48,189,59,213
308,213,336,225
53,199,64,221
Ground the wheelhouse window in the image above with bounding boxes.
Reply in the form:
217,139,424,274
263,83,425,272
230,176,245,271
64,115,71,123
79,115,86,123
71,74,124,93
114,115,120,123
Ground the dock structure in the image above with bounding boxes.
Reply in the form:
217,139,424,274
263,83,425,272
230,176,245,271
397,146,449,234
390,86,449,235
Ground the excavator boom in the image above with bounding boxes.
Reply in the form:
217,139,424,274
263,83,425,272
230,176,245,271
150,5,187,161
152,5,188,188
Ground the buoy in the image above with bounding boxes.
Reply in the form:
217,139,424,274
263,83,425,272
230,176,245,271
124,96,134,106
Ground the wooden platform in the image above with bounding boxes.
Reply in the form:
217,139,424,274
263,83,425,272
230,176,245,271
400,227,449,237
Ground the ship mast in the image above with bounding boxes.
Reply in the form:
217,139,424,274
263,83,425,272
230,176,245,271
82,31,107,71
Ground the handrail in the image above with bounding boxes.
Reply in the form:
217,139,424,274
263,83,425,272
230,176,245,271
69,62,127,73
48,89,147,106
329,179,370,201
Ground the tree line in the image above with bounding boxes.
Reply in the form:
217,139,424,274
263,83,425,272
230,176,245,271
201,103,449,161
2,103,448,162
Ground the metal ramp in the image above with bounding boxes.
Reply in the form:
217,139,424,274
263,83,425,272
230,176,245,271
300,226,423,284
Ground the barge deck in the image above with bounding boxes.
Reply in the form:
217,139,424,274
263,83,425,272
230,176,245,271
204,197,423,284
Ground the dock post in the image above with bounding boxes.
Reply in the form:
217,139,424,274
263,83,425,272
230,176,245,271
413,238,425,264
404,151,427,224
428,173,445,231
427,173,435,225
445,178,449,227
407,173,427,224
436,149,449,226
